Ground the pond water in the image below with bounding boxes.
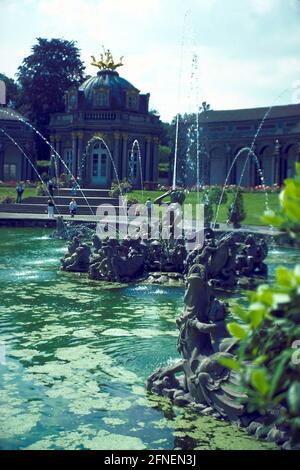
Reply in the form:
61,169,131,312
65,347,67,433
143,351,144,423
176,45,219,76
0,228,297,450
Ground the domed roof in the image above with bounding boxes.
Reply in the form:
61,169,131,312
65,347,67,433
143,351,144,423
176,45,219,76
79,70,139,109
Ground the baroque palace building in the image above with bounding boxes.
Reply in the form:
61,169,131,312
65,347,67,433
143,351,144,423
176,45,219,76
198,104,300,187
49,50,162,188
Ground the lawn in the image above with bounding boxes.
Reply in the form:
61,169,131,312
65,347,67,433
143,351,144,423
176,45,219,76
0,186,36,201
0,185,280,226
130,190,280,226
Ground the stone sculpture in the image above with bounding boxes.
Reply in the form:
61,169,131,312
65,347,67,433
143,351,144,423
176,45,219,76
61,242,91,272
88,238,145,282
147,266,248,420
186,232,268,288
236,235,268,276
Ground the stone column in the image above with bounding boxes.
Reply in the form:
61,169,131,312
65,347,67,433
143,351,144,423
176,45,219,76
49,135,56,178
225,144,232,184
21,145,27,180
251,145,257,187
152,137,159,183
25,142,33,180
201,144,210,186
145,136,152,182
77,132,84,180
55,136,62,178
274,140,281,185
113,132,121,182
71,132,77,178
122,133,128,180
0,144,4,181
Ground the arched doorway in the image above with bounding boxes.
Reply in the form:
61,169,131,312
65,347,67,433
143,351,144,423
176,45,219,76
209,147,226,185
286,144,298,178
3,145,22,181
91,142,109,186
234,148,252,187
259,146,273,186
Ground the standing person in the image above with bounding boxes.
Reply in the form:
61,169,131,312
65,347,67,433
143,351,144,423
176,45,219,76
47,199,55,218
16,182,24,203
69,198,77,218
20,181,25,199
71,181,78,197
146,198,153,238
146,198,152,223
47,179,54,198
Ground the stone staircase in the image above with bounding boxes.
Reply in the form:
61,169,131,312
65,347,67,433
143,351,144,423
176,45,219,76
0,188,123,217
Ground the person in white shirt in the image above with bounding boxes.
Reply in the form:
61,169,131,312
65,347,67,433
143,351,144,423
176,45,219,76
145,198,153,235
69,198,77,218
47,199,55,218
146,198,152,215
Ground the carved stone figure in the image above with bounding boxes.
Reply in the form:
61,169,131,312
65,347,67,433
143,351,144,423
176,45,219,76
61,243,91,272
236,235,268,276
88,238,145,282
68,236,80,255
186,232,268,287
147,266,248,420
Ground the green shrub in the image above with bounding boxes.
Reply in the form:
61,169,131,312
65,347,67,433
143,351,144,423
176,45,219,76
36,182,48,196
109,179,132,197
220,163,300,445
0,195,14,204
208,186,228,206
228,188,246,228
263,162,300,243
127,197,139,208
159,162,169,178
36,160,50,169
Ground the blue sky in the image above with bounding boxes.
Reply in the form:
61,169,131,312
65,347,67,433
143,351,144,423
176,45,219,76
0,0,300,122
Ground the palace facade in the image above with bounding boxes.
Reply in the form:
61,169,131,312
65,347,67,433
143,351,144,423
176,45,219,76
199,104,300,186
49,52,161,188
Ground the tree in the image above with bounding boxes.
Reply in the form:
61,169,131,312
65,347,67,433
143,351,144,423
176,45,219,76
17,38,85,159
228,189,246,228
158,145,171,179
0,73,21,107
208,187,228,224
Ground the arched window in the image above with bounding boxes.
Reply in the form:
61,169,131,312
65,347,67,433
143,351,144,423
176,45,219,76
94,90,109,107
64,149,73,173
128,149,139,179
90,140,110,186
126,91,139,110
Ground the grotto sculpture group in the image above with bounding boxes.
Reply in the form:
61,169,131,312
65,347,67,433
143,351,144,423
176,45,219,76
61,227,268,286
59,190,275,434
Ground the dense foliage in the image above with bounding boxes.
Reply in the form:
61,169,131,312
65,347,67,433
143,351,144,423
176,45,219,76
221,164,300,445
263,162,300,243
